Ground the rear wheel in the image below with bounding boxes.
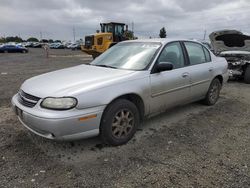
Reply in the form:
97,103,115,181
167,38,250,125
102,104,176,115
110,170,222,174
244,65,250,84
203,78,221,106
4,50,8,53
100,99,139,146
22,50,26,53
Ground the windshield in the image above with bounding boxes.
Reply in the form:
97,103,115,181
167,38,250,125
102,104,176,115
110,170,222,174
91,42,161,70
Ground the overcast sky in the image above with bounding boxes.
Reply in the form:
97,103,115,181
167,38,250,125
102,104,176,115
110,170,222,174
0,0,250,41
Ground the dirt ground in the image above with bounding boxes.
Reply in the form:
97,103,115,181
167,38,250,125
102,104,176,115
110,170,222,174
0,49,250,188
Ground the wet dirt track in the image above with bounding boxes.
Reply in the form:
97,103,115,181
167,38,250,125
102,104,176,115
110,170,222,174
0,49,250,187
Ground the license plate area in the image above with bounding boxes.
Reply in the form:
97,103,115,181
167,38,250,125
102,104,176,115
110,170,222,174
15,106,23,120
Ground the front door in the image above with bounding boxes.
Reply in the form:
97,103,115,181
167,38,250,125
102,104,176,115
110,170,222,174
150,42,191,114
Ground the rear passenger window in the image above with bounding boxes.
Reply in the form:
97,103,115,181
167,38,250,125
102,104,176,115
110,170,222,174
184,42,206,65
203,47,211,62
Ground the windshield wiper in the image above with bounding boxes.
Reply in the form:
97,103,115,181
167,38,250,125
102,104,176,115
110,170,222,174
93,64,117,69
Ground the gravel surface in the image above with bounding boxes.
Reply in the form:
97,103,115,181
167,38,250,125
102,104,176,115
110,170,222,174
0,49,250,187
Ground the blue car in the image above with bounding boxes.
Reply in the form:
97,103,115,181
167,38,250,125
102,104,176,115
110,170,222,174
0,45,28,53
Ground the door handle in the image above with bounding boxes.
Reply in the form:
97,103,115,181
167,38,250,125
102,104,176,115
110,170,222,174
209,67,214,72
182,72,189,78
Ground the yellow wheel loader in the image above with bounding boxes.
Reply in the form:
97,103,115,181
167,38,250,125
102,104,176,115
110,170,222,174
81,22,132,59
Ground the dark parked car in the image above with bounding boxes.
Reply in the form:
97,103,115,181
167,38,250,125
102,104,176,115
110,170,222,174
0,45,28,53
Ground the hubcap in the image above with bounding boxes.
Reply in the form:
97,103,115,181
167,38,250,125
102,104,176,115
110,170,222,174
111,109,134,139
209,82,219,103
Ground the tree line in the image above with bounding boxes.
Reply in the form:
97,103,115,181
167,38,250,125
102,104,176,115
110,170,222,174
0,27,167,43
0,36,61,43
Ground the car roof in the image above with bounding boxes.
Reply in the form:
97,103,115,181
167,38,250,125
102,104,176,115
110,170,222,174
121,38,202,45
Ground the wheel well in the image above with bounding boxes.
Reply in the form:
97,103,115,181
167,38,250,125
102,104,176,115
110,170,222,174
109,94,145,121
215,75,223,85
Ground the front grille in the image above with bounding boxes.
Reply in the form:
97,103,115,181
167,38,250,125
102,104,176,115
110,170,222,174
85,35,94,48
18,90,41,108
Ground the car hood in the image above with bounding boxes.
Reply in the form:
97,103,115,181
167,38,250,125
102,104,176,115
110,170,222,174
21,64,136,98
209,30,250,54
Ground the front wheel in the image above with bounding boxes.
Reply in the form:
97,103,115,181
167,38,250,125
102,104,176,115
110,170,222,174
203,78,221,106
100,99,139,146
244,65,250,84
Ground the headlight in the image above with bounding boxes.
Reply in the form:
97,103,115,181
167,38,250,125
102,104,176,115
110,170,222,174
41,97,77,110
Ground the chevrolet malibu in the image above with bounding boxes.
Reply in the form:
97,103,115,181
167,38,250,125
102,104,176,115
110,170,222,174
12,39,228,145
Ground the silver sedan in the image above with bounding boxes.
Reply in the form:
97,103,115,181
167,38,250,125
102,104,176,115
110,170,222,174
12,39,228,145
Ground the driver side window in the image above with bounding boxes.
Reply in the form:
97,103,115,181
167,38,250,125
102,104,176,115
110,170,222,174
158,42,185,69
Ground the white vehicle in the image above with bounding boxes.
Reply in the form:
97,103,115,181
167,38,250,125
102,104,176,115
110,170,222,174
12,39,228,145
209,30,250,83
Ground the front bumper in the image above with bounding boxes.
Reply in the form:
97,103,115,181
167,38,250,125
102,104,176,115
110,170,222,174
228,69,243,78
11,94,105,140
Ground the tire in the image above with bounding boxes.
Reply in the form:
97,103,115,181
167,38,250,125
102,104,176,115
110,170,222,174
203,78,221,106
100,99,139,146
244,65,250,84
22,50,26,53
4,50,8,53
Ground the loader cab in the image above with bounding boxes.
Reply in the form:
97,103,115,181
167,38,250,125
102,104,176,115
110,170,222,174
100,22,126,42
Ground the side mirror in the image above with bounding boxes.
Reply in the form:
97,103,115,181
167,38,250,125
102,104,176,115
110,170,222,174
156,62,173,72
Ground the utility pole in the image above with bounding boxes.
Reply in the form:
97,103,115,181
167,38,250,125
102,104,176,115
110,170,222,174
131,21,135,39
203,30,207,41
40,31,43,40
73,26,76,42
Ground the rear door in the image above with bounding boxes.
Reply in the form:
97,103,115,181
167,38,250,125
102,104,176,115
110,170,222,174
149,42,191,114
183,42,213,99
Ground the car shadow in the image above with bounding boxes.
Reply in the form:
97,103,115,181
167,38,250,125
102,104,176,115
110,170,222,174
24,99,223,164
